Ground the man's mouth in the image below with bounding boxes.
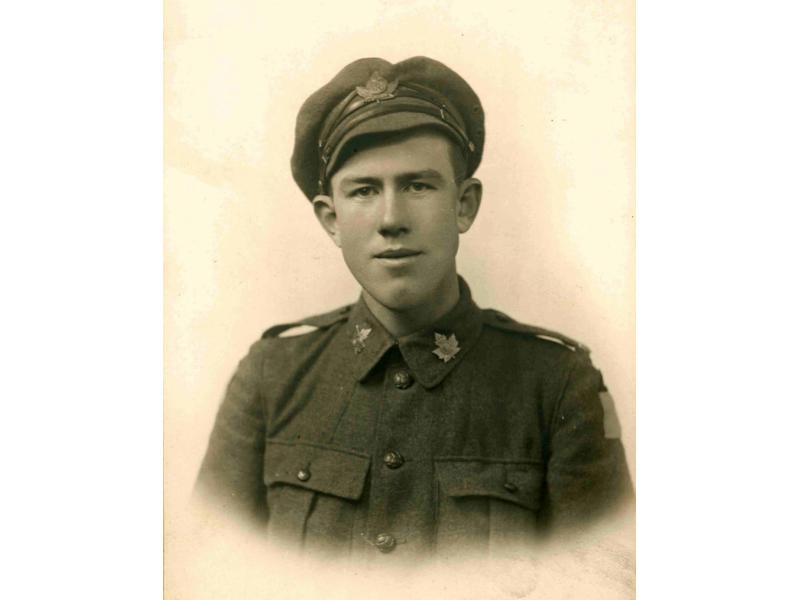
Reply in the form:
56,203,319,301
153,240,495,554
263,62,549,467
374,248,422,259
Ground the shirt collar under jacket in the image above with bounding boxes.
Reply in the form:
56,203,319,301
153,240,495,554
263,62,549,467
345,276,484,389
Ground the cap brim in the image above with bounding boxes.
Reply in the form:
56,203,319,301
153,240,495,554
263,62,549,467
326,112,459,180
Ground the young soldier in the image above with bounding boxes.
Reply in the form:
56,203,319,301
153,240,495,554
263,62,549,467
196,56,632,560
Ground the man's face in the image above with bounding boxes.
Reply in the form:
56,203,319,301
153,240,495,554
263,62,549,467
321,131,478,312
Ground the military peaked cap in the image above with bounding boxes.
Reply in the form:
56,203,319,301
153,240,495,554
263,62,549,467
291,56,485,201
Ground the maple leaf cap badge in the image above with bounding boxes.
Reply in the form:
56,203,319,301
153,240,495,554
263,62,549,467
432,332,460,363
355,71,399,102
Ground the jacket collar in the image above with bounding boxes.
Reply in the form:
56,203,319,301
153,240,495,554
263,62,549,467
345,277,484,389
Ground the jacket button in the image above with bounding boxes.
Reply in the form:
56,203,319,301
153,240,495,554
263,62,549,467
392,370,414,389
374,533,396,553
503,482,518,493
383,451,405,469
296,468,311,482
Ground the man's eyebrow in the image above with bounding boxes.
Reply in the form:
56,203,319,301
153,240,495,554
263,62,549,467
338,170,446,186
337,170,447,189
338,176,382,187
396,169,445,182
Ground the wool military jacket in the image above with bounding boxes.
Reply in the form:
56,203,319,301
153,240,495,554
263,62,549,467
196,278,632,561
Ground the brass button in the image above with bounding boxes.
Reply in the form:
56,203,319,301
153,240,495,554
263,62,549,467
296,468,311,482
383,451,405,469
374,533,396,553
503,482,518,493
392,370,414,389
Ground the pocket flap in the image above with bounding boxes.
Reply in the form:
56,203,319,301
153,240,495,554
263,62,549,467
263,439,371,501
435,459,544,511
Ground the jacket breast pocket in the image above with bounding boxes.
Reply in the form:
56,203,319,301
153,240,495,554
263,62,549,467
263,439,371,550
435,459,545,555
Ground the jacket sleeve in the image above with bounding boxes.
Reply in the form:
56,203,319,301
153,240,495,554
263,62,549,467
543,351,633,529
194,340,268,520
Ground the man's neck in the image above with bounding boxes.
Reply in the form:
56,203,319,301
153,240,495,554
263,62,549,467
362,275,460,338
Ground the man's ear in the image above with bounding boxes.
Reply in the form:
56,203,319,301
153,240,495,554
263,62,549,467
456,178,482,233
312,194,341,247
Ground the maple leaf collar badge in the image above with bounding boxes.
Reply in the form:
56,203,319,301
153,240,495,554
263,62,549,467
351,324,372,354
433,332,460,363
355,71,399,103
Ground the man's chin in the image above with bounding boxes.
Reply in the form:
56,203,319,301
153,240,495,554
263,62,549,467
369,291,419,313
361,280,424,313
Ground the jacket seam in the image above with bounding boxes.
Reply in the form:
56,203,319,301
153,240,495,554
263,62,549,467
433,456,544,465
265,438,371,459
547,352,580,442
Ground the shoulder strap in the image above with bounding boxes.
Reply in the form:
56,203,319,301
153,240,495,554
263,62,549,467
261,304,353,339
482,308,591,354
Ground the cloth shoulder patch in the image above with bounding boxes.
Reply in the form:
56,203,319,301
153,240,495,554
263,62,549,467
599,390,622,439
261,304,352,339
275,325,319,338
482,309,590,354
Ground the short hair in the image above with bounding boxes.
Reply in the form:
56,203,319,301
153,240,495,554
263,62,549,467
325,126,468,195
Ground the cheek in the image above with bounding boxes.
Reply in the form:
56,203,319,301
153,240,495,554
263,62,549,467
344,210,374,233
336,211,373,260
424,204,460,248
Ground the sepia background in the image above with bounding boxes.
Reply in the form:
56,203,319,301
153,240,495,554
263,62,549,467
165,0,634,596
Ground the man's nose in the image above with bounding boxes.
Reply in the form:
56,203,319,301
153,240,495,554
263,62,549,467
378,188,409,237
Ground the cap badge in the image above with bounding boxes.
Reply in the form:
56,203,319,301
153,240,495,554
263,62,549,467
352,324,373,354
433,332,460,363
356,72,399,102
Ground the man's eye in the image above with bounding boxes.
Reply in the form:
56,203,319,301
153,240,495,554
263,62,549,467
350,187,376,198
406,182,432,193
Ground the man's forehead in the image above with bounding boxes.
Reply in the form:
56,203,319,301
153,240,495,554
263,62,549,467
331,133,455,183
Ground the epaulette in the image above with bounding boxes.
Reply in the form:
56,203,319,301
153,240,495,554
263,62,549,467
261,304,353,339
482,309,590,354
